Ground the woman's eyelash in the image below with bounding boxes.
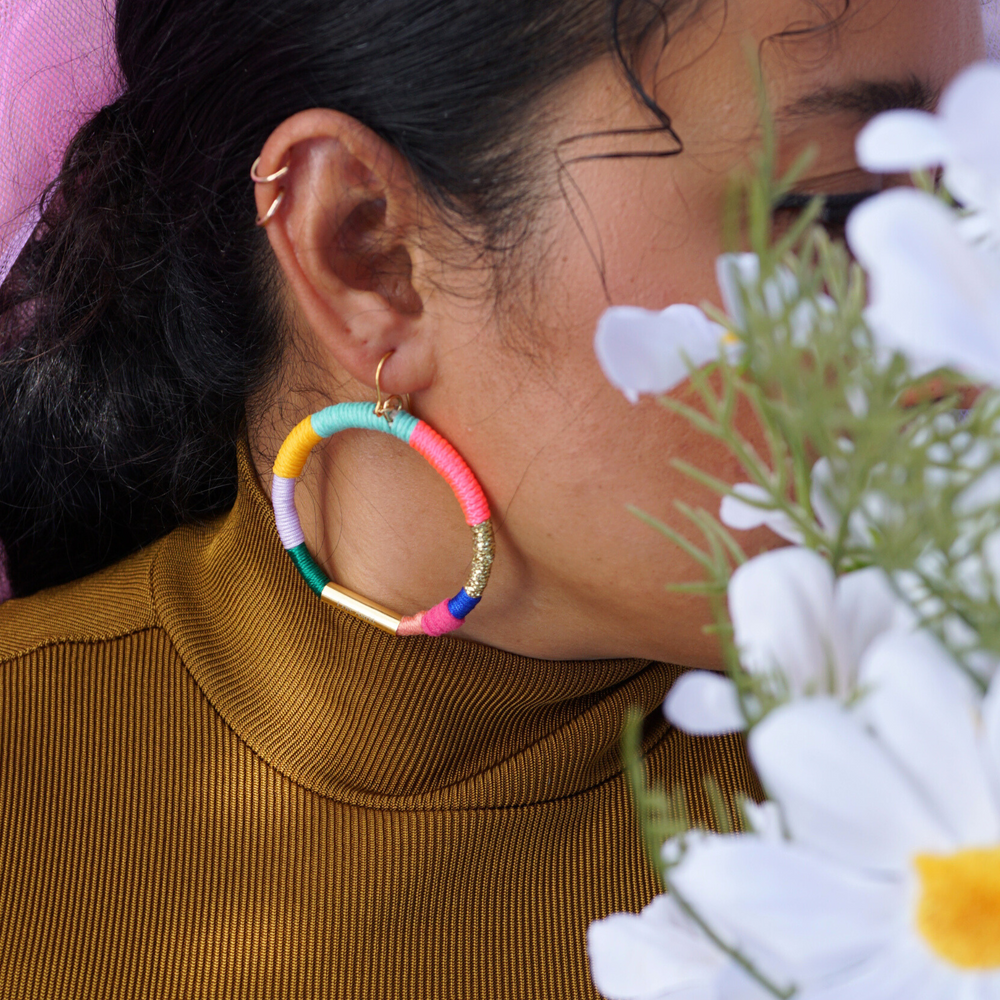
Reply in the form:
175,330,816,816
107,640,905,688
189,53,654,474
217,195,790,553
773,191,882,228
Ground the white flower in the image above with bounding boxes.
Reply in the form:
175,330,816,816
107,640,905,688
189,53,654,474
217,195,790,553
587,894,771,1000
595,303,729,403
847,187,1000,384
717,253,833,345
664,670,746,737
719,456,847,546
665,548,905,735
717,254,776,333
857,62,1000,239
721,456,892,552
594,252,836,402
669,633,1000,998
719,483,805,544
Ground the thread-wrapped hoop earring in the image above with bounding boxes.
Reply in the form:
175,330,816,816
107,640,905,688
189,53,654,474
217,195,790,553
271,355,495,637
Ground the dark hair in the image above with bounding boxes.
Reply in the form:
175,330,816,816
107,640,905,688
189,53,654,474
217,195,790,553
0,0,683,597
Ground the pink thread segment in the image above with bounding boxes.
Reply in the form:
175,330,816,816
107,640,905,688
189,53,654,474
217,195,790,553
271,475,305,550
409,422,490,526
396,613,426,637
420,600,465,637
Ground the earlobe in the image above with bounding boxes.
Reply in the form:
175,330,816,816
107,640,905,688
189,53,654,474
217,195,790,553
253,109,431,393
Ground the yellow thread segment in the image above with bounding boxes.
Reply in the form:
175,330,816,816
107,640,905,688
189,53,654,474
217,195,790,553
273,418,323,479
915,847,1000,968
465,521,495,599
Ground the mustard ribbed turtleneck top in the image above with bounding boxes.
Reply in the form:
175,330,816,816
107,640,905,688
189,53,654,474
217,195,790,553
0,440,761,999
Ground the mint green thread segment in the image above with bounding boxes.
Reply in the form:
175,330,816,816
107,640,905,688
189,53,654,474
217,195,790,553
311,402,419,444
390,410,419,443
287,544,329,596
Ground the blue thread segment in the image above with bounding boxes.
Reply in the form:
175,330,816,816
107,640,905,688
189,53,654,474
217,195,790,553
447,589,481,620
311,402,419,445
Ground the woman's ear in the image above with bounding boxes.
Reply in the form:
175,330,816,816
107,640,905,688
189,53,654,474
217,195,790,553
254,109,434,395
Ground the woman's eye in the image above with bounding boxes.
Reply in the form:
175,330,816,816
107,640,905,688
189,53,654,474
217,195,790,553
773,191,882,239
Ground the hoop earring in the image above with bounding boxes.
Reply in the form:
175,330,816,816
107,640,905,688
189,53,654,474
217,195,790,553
270,354,495,637
255,189,285,227
250,157,290,184
251,155,288,226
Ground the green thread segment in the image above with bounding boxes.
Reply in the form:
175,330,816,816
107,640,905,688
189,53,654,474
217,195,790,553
287,543,330,597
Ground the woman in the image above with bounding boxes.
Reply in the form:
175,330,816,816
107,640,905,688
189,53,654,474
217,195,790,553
0,0,983,996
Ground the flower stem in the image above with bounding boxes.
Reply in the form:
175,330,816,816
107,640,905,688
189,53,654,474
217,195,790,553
661,871,797,1000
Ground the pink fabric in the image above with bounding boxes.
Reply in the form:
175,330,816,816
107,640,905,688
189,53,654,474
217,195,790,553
409,422,491,527
0,0,122,285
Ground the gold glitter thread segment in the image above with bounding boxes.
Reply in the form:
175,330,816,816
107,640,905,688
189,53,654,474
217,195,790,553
464,520,495,599
273,417,323,479
321,582,403,635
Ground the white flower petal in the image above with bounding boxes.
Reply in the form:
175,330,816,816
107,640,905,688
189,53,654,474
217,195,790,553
952,969,1000,1000
750,699,952,871
716,253,760,330
741,800,784,842
801,934,961,1000
983,669,1000,782
956,466,1000,515
946,161,1000,222
834,568,908,682
719,484,804,543
856,110,952,173
847,188,1000,384
672,836,901,982
595,304,724,403
713,965,781,1000
856,630,1000,845
808,459,841,539
939,63,1000,185
664,672,745,736
587,896,722,1000
716,253,805,336
789,294,836,347
728,548,836,692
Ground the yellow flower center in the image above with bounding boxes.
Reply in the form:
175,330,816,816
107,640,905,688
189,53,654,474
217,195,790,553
915,847,1000,969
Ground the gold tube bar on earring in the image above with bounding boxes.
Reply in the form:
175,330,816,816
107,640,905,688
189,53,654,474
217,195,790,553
321,582,403,634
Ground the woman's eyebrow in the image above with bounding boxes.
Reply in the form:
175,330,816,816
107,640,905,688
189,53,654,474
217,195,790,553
779,77,939,122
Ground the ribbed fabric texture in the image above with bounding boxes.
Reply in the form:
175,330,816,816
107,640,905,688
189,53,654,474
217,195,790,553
0,440,762,999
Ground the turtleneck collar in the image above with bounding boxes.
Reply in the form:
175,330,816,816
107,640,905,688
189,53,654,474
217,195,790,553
151,439,681,809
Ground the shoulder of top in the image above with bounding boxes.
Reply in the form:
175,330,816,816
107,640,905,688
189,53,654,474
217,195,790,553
0,542,163,662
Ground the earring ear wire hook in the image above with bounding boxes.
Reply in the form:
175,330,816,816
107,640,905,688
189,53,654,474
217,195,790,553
374,352,411,423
